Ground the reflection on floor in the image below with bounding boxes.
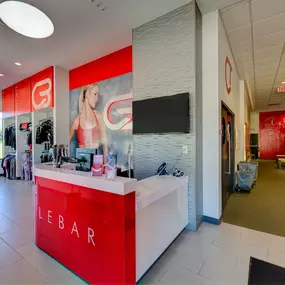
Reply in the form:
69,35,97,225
223,160,285,237
0,179,285,284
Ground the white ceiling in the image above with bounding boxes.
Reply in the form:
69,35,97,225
0,0,192,90
221,0,285,111
0,0,245,91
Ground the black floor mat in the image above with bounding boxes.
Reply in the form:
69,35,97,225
249,257,285,284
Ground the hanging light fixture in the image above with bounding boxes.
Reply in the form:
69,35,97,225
0,1,54,39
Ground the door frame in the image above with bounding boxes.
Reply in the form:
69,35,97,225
221,101,236,210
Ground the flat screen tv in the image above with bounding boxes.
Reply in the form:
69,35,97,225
133,93,190,134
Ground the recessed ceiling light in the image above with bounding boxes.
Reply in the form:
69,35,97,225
0,74,4,77
14,62,22,66
282,81,285,84
0,1,54,39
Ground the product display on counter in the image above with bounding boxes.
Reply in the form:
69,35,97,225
106,153,117,179
75,148,96,171
2,154,16,179
91,155,104,176
4,124,16,149
21,151,32,181
35,118,54,145
40,151,53,163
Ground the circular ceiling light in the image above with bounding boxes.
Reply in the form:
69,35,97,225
0,1,54,39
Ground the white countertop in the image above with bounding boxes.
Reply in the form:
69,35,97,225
33,163,137,195
34,164,188,205
135,175,188,211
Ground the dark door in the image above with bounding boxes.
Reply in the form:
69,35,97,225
250,134,259,159
221,106,233,211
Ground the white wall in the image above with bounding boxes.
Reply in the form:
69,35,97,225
133,2,200,230
202,11,248,220
218,14,242,166
202,10,220,219
250,112,259,134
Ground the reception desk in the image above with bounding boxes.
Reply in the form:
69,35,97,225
34,164,188,285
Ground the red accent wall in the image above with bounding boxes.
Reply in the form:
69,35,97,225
2,85,15,118
69,46,132,90
260,111,285,158
35,176,136,285
15,78,32,115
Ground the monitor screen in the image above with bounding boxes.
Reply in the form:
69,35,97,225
133,93,190,134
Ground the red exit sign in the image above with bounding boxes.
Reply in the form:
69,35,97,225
277,86,285,92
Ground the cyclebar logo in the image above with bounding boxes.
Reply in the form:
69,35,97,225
32,78,52,110
103,93,133,131
225,56,233,95
38,207,95,246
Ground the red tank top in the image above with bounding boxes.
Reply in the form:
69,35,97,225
77,112,101,147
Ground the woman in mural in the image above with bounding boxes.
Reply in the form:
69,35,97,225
69,83,108,161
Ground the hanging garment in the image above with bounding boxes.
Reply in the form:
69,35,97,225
4,126,16,149
21,152,32,181
27,132,32,146
36,119,54,145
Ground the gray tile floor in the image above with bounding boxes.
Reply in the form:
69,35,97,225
0,178,285,284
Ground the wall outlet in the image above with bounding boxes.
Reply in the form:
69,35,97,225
182,145,188,154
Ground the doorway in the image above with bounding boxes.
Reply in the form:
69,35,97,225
250,134,259,159
221,103,235,211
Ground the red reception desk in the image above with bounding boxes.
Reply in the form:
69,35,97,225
34,164,188,285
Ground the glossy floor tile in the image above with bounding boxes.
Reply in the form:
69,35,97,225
0,178,285,285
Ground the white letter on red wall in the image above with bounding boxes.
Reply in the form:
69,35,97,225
71,221,80,238
59,215,64,230
48,211,52,224
39,207,43,220
88,228,95,246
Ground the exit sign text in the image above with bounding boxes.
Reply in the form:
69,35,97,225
277,86,285,92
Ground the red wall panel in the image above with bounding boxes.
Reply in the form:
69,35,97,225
15,77,32,115
2,85,15,118
69,46,132,90
35,177,136,285
31,66,54,111
260,111,285,158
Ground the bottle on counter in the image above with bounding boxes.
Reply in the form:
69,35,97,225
105,153,117,179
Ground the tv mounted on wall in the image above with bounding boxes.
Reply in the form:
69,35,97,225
133,93,190,134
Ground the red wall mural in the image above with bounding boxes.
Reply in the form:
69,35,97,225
260,111,285,158
69,46,133,166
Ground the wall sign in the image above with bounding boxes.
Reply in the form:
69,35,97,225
225,56,233,95
31,66,54,111
260,111,285,158
69,73,133,166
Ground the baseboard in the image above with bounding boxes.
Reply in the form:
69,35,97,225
203,215,222,225
185,223,197,232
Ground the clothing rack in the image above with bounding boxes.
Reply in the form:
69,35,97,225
38,117,53,124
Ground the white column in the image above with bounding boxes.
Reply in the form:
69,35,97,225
239,80,246,161
53,66,69,146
